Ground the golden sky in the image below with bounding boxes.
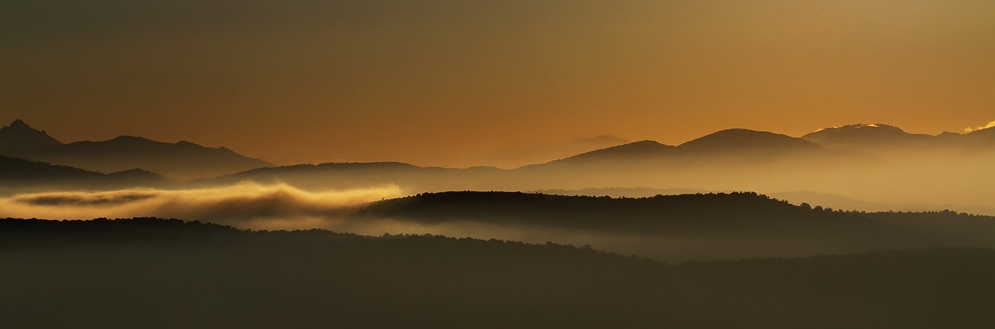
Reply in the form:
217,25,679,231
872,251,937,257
2,0,993,168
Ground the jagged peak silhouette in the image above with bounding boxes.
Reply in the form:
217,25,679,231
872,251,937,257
0,119,63,153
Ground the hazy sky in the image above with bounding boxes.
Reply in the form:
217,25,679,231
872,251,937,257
2,0,993,167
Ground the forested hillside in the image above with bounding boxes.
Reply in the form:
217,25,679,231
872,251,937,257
2,218,993,329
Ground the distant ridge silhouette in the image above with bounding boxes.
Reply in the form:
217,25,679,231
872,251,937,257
0,155,168,189
0,119,62,154
187,160,509,191
802,124,934,149
557,140,675,163
801,123,995,151
179,123,995,197
547,123,995,166
0,155,101,181
676,128,819,154
0,120,271,180
552,129,818,165
4,120,993,204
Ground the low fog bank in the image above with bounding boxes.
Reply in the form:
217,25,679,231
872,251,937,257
0,183,402,225
5,186,995,262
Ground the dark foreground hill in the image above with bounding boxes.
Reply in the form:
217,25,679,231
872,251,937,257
1,218,993,329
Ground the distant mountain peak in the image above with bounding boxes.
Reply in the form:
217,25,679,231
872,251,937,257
108,135,155,143
0,119,63,154
802,123,930,147
678,128,817,153
624,140,668,147
557,140,675,163
812,123,906,134
5,119,40,132
10,119,29,128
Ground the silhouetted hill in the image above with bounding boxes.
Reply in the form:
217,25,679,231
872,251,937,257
554,140,675,163
551,123,995,166
553,129,819,164
236,161,423,176
803,123,925,143
0,155,102,181
203,161,426,186
354,192,995,259
801,123,995,153
0,120,271,180
191,161,511,191
1,217,993,328
104,168,169,183
0,155,169,191
526,129,831,186
802,124,936,150
676,128,820,154
358,191,858,234
537,187,706,198
0,119,62,154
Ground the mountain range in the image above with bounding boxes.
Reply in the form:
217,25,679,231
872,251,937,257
3,119,994,215
193,123,995,215
0,120,271,180
558,124,995,164
802,123,995,151
552,128,822,165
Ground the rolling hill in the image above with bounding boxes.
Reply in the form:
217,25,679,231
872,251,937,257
677,128,820,154
353,192,995,255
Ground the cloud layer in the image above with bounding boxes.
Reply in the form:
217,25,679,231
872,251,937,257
965,120,995,133
0,183,402,225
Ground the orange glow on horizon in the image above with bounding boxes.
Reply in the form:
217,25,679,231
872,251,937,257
2,0,993,168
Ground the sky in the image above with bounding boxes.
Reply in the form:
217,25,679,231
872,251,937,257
2,0,994,168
